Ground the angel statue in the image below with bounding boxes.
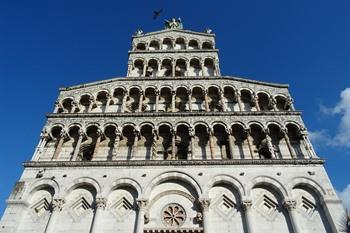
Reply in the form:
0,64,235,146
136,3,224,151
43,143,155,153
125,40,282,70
165,18,183,29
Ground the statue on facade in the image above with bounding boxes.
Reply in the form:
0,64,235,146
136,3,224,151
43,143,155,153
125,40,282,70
134,29,143,35
165,18,183,29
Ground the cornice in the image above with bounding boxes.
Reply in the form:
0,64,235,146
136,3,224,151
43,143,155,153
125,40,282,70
131,28,216,38
46,111,302,119
23,159,325,168
59,76,289,91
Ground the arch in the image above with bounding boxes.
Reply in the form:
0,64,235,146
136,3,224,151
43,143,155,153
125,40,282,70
193,121,209,128
143,171,202,199
103,122,118,131
26,179,60,198
289,177,327,198
246,176,289,199
157,121,173,130
204,175,246,197
266,121,283,130
211,121,228,131
175,121,191,130
64,177,101,195
247,121,265,130
139,121,155,129
230,121,247,129
106,178,142,197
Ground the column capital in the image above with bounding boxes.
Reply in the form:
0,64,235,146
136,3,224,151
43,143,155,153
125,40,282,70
95,197,107,210
189,127,195,137
136,199,149,210
96,128,103,136
78,129,86,138
198,198,211,211
155,89,160,96
283,200,297,211
171,90,176,96
241,200,253,211
59,130,68,139
52,198,65,212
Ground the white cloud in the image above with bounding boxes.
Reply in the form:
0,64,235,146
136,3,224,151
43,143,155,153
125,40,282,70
338,184,350,210
310,88,350,148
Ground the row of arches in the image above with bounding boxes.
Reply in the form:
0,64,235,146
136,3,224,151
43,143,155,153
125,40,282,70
19,173,338,233
133,38,214,51
56,86,294,114
128,57,219,77
33,121,316,162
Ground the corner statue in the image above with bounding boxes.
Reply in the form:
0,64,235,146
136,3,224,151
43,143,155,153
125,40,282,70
165,18,183,29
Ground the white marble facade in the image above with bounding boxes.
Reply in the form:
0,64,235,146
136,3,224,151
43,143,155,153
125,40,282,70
0,19,347,233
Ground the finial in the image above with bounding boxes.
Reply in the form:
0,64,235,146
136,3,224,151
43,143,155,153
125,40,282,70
134,29,144,35
164,17,183,29
205,28,213,34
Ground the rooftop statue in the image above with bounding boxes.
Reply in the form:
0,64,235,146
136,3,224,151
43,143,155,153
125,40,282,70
164,17,183,29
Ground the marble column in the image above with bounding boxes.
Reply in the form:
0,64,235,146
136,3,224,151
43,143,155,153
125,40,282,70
235,90,243,111
71,129,85,161
187,89,192,112
155,90,160,112
299,129,317,158
138,90,144,112
171,90,176,112
172,130,177,160
151,130,158,160
286,97,295,111
245,129,255,159
121,92,128,113
88,98,95,112
45,198,65,233
135,199,148,233
189,127,195,159
53,101,61,113
252,93,260,111
204,90,210,112
32,131,49,160
132,130,140,159
90,198,107,233
172,60,176,77
52,131,67,160
282,129,297,159
208,128,215,159
219,90,227,112
283,200,301,233
143,62,147,76
104,94,111,113
71,101,79,113
198,198,211,233
112,130,121,159
269,96,278,111
92,129,102,160
228,132,236,159
241,200,255,233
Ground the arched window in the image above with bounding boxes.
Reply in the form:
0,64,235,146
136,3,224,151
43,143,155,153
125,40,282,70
149,40,160,50
162,38,173,50
136,43,146,50
188,40,199,49
202,41,213,49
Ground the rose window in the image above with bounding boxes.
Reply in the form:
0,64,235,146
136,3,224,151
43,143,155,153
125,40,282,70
162,203,186,227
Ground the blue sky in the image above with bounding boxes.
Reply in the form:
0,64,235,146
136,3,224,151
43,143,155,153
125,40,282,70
0,0,349,215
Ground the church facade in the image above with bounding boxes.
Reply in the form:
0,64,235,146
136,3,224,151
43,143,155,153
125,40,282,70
0,19,346,233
